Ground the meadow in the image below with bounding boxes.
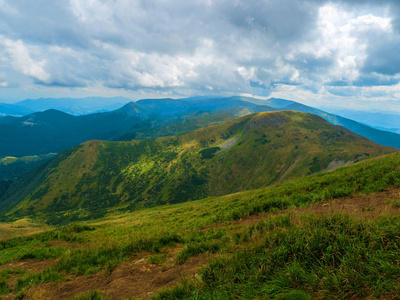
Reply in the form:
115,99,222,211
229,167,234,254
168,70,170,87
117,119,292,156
0,152,400,298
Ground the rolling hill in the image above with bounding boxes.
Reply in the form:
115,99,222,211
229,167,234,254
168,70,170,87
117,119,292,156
0,111,394,224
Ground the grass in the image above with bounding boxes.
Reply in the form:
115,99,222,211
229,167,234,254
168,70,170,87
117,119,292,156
175,241,221,264
148,254,168,264
0,218,49,240
0,151,400,298
156,214,400,299
74,290,110,300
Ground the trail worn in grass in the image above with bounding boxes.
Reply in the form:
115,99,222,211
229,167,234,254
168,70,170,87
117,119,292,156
1,152,400,299
1,186,400,299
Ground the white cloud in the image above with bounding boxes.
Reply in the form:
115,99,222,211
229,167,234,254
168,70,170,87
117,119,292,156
1,36,50,83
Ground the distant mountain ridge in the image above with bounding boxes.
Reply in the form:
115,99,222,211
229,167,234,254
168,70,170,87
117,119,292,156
16,97,132,116
0,103,34,116
0,96,400,157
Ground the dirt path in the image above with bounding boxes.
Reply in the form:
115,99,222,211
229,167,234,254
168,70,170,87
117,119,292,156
6,187,400,299
197,187,400,232
23,250,212,300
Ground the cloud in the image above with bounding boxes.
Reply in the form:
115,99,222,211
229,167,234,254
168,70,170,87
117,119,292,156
362,37,400,76
0,0,400,110
0,36,50,83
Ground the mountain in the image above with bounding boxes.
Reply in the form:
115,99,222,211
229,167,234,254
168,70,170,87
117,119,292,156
0,111,393,224
134,96,262,118
276,103,400,149
133,97,400,149
117,112,236,141
0,97,275,157
0,115,18,125
16,97,132,116
2,95,400,158
115,106,257,141
0,106,239,157
0,103,34,116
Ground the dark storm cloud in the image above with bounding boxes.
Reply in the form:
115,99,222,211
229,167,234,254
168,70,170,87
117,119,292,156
0,1,91,48
362,38,400,76
353,75,400,87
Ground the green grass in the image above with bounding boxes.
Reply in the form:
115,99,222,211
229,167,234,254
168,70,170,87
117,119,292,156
148,254,168,264
155,214,400,299
0,151,400,298
0,269,25,295
175,241,221,264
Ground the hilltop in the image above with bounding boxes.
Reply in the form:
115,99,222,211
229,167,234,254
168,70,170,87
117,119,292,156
0,111,394,224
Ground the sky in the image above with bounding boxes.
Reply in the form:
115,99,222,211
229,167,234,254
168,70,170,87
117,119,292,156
1,0,400,112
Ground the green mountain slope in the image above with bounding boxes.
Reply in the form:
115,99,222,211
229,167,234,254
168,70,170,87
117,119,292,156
0,111,394,224
279,102,400,148
117,112,236,141
1,151,400,299
0,154,57,181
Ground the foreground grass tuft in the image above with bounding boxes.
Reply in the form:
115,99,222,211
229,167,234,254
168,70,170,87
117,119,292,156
155,214,400,299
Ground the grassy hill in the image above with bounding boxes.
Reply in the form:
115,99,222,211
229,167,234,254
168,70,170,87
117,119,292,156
279,102,400,149
0,111,394,224
0,149,400,299
0,154,57,181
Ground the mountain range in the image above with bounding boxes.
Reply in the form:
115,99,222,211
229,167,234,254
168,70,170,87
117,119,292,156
0,96,399,158
328,109,400,133
0,111,394,224
0,97,132,116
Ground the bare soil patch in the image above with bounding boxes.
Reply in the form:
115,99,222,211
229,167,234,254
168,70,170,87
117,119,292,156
6,187,400,299
24,252,211,300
